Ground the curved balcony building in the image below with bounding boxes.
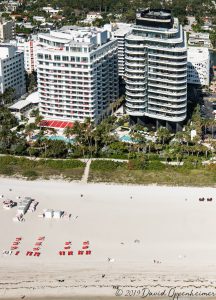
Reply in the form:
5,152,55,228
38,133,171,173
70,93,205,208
125,9,187,128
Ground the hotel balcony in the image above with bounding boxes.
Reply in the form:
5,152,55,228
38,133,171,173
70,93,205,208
126,90,147,97
125,73,146,79
149,64,187,72
148,94,187,102
148,100,186,109
148,88,186,96
148,76,187,84
125,67,145,73
126,102,147,109
125,49,146,55
148,58,187,66
148,52,187,60
148,105,187,115
148,69,186,78
145,111,186,122
125,55,145,61
148,81,187,90
125,108,145,116
125,79,147,85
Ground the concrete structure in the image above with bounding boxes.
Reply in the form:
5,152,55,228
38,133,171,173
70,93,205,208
188,32,212,48
187,47,210,86
81,12,102,25
9,91,39,119
33,16,46,23
0,18,14,42
0,44,26,100
124,9,187,129
42,7,60,15
36,26,119,123
112,23,132,77
16,36,38,73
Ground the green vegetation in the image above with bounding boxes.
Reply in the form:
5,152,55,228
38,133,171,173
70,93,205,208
0,156,85,180
89,159,216,186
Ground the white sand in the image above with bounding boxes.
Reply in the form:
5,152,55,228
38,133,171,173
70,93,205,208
0,178,216,298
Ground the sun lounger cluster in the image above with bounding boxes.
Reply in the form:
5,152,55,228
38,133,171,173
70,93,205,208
2,237,22,256
10,237,22,255
26,236,45,257
2,200,17,209
59,241,73,256
58,240,91,256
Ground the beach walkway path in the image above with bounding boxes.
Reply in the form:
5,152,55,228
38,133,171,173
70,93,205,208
81,159,92,183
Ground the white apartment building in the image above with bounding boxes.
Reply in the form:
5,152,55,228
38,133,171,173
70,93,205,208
124,9,187,129
113,23,132,77
0,44,26,99
42,7,60,15
37,26,119,123
187,47,210,86
188,32,212,48
16,36,38,73
33,16,46,23
0,18,14,42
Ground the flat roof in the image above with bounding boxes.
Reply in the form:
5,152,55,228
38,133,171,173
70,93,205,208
9,91,39,111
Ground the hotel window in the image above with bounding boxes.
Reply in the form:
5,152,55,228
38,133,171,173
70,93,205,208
54,55,61,61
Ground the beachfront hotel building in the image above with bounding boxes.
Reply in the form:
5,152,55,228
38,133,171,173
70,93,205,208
36,26,119,124
0,44,26,101
124,9,187,130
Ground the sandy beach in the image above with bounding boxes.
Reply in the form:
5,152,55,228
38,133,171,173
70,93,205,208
0,178,216,299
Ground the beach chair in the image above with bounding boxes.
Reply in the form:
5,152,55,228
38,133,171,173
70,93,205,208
83,241,89,245
86,250,92,255
26,251,33,256
82,245,89,249
59,251,65,256
33,247,40,251
38,236,45,240
11,246,18,250
15,251,20,256
35,242,42,246
65,242,71,245
68,251,73,255
34,252,40,257
78,250,84,255
64,246,70,250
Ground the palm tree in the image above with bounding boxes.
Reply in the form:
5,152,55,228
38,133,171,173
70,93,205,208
156,127,171,145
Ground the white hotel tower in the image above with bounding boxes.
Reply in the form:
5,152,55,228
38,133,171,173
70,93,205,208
125,9,187,130
37,26,118,123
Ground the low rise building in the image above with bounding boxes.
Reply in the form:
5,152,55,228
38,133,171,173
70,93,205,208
0,44,26,100
33,16,46,23
187,47,210,86
188,32,212,48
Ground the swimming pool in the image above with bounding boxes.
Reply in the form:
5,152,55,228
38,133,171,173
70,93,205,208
48,135,74,143
119,135,133,143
